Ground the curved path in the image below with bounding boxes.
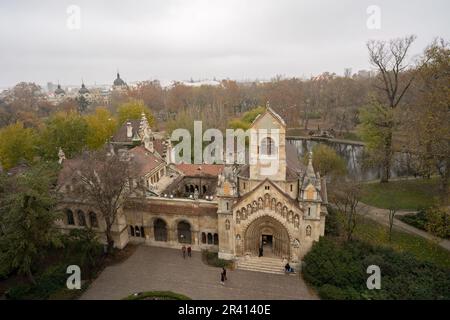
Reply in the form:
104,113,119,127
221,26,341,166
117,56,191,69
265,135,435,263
358,203,450,252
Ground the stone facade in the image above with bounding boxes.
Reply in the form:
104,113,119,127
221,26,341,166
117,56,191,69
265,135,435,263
57,107,327,265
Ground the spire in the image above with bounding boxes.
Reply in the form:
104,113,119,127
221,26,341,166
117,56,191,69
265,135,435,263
306,151,315,178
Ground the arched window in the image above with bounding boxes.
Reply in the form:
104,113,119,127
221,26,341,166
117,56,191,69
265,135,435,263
77,210,86,226
201,232,206,244
261,137,276,155
140,226,145,238
185,185,189,193
130,225,135,236
306,225,312,236
154,219,167,242
177,221,192,244
189,185,194,193
213,233,219,245
89,212,98,228
66,209,75,225
207,233,213,244
202,185,207,194
135,226,141,237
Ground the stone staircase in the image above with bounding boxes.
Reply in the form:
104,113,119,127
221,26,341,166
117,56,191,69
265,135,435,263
236,256,288,275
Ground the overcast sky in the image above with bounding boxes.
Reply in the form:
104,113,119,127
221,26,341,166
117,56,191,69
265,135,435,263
0,0,449,88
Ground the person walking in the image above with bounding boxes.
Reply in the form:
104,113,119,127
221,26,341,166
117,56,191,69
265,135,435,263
222,267,227,281
187,246,192,257
220,270,225,285
182,245,186,259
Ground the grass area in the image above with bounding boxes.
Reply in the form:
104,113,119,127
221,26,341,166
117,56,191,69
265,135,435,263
361,178,440,210
123,291,191,300
354,216,450,269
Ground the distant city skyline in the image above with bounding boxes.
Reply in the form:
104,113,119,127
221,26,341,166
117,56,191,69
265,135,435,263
1,0,449,88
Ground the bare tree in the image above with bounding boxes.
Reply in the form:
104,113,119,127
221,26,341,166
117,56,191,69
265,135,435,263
366,35,418,182
387,207,398,241
76,149,133,254
330,179,362,241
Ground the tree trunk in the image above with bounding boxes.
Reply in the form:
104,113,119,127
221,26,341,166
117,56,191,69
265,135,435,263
105,225,115,255
439,161,449,205
381,129,393,183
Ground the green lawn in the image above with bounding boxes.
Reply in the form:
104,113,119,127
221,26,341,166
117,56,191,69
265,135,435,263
354,216,450,269
361,178,440,210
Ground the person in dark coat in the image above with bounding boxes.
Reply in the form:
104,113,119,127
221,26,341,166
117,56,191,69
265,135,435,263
220,271,225,285
222,267,227,281
187,246,192,257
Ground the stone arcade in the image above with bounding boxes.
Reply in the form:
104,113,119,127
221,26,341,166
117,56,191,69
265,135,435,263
57,107,327,269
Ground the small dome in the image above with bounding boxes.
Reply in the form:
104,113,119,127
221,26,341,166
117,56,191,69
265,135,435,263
55,84,65,95
79,83,90,94
113,73,127,86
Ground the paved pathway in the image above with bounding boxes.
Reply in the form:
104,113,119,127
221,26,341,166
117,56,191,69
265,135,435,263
358,203,450,251
80,246,318,300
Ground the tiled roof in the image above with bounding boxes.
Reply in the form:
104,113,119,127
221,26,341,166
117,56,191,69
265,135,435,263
175,163,224,177
129,146,165,176
153,139,166,157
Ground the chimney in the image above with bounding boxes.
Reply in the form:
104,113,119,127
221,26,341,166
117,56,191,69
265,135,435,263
126,122,132,138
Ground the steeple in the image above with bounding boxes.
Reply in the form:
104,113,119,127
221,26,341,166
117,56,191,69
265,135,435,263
306,151,315,178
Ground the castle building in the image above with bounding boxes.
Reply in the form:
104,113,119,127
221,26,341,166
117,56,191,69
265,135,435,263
56,108,327,269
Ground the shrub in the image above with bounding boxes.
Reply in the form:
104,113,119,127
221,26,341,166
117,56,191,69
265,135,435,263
123,291,191,300
201,250,233,268
6,264,67,300
325,206,341,236
302,237,450,300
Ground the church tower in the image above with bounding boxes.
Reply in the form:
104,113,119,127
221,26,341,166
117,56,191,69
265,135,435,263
249,106,287,181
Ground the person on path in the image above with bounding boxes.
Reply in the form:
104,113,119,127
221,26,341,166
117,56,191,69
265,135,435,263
222,267,227,281
220,271,225,285
187,246,192,257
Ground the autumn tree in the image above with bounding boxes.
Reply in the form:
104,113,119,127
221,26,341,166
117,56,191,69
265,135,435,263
85,107,118,150
407,39,450,203
117,99,155,126
0,122,37,170
38,112,88,160
365,35,418,182
304,144,347,179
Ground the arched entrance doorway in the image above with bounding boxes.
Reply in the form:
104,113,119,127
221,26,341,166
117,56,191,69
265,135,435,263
177,221,192,244
244,216,290,259
154,218,167,241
